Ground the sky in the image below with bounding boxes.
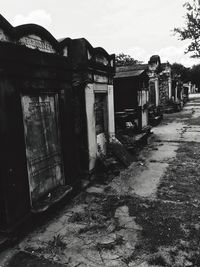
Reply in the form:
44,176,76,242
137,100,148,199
1,0,200,67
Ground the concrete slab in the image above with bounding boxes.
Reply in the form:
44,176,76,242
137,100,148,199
141,142,179,163
110,161,168,198
178,110,192,116
185,127,200,132
86,185,105,194
152,122,184,142
192,109,200,118
182,131,200,142
184,106,200,110
189,93,200,99
131,162,168,197
115,206,142,230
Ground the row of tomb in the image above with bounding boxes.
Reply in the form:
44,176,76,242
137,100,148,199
0,15,189,232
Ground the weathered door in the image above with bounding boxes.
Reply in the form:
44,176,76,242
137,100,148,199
94,93,108,156
21,94,64,204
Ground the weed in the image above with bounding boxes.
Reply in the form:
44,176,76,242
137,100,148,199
25,234,67,257
46,234,66,254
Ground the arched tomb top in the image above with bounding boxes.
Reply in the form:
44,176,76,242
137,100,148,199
77,38,115,68
15,24,60,53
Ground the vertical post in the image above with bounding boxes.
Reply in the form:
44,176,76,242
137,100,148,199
189,82,192,93
155,78,159,106
146,89,149,124
141,87,144,128
168,77,172,99
107,85,115,139
85,83,97,171
175,82,178,102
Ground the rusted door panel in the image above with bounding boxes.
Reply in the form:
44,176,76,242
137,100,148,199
21,94,64,203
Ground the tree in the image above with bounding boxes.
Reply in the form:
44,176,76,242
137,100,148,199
171,63,200,90
174,0,200,58
115,53,142,67
188,64,200,89
171,63,190,82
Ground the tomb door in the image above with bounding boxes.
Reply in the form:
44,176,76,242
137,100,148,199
94,93,108,156
21,94,64,204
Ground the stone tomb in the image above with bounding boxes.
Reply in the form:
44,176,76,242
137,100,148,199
114,65,150,134
0,15,77,231
60,38,115,173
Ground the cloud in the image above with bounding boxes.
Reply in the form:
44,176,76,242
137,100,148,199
12,10,52,29
122,44,200,67
126,47,151,63
157,46,185,64
157,45,200,67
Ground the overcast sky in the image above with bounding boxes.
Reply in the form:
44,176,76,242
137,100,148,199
1,0,200,67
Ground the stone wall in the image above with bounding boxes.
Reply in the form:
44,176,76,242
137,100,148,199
159,76,169,106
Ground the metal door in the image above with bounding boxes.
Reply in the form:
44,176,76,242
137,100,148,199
21,94,64,204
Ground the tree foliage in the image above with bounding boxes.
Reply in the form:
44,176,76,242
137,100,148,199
115,53,142,66
188,64,200,89
171,62,200,89
171,63,190,82
174,0,200,57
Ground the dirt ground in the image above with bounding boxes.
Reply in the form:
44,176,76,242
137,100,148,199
1,95,200,267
